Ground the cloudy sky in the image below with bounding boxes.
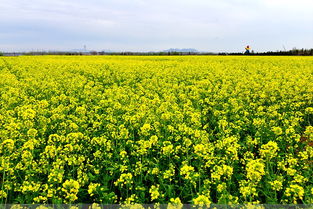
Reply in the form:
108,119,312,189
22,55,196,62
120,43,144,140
0,0,312,52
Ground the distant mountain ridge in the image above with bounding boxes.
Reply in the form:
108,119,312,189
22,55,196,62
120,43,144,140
162,48,199,53
69,48,199,53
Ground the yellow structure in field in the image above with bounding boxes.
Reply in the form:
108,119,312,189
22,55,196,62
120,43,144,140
245,45,251,54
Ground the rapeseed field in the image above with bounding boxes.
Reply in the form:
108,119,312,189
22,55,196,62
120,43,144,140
0,56,312,204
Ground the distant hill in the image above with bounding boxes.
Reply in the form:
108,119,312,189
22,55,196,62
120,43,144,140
162,48,199,53
70,49,90,53
100,49,119,53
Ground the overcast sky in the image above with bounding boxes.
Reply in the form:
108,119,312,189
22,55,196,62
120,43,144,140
0,0,312,52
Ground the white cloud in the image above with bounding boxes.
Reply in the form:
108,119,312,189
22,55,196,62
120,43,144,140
0,0,312,52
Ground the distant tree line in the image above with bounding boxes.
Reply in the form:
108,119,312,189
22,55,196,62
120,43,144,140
3,51,217,56
1,48,312,56
97,51,217,56
220,48,313,56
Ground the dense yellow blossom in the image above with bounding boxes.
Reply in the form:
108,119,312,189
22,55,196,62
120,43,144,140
114,173,133,187
88,183,100,197
246,159,265,182
192,194,211,206
239,181,257,199
168,198,183,209
269,180,283,191
0,190,7,198
180,163,195,180
149,185,160,201
285,184,305,202
272,127,283,136
260,141,279,159
0,55,312,204
211,165,233,181
1,139,15,151
62,179,80,202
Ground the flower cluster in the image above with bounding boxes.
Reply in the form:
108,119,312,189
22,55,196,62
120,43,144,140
0,55,312,204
